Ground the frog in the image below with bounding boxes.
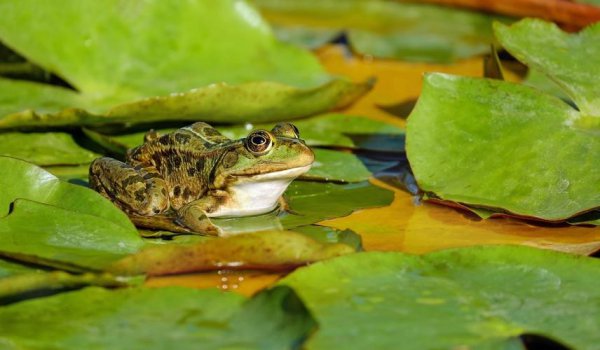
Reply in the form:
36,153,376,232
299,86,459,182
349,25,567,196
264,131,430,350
89,122,314,235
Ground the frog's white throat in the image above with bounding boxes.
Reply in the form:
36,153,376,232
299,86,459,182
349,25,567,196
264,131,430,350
208,165,312,217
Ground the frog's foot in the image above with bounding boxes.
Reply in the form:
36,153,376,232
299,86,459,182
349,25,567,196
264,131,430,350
176,208,222,236
89,157,169,216
176,198,224,236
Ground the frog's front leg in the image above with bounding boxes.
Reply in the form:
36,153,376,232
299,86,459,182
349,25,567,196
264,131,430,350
175,192,227,236
89,157,169,216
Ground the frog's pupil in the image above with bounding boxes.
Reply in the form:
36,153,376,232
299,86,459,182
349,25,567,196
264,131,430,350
252,136,265,145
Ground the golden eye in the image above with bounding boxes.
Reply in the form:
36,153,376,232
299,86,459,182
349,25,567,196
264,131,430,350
245,130,273,154
271,122,300,138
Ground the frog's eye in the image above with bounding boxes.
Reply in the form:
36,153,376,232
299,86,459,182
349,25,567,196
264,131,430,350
271,122,300,138
245,130,273,155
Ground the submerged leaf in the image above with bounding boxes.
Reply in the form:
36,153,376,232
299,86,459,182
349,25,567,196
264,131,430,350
109,231,354,276
280,246,600,349
254,0,506,62
0,285,316,349
406,73,599,221
0,0,369,126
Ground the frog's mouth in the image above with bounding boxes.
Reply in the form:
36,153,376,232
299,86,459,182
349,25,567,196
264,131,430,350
233,164,312,182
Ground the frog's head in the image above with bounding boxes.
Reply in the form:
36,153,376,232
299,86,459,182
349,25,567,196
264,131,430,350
213,122,314,188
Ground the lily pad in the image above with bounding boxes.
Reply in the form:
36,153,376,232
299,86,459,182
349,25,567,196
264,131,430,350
0,199,144,271
0,156,134,228
0,0,369,127
254,0,507,63
0,156,142,270
0,132,99,165
0,80,371,129
109,231,354,276
406,73,600,221
280,246,600,349
281,180,394,228
0,270,129,303
494,19,600,116
0,285,316,349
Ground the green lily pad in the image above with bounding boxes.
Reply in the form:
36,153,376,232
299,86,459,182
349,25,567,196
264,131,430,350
0,132,99,165
0,79,371,129
406,73,600,221
0,285,316,349
281,180,394,228
0,258,37,279
280,246,600,349
0,199,143,271
0,156,134,228
220,114,405,151
0,156,142,270
254,0,507,63
0,0,369,127
0,270,129,304
494,19,600,116
109,230,354,276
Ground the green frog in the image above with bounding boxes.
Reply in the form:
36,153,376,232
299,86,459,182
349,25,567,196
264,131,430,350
89,122,314,235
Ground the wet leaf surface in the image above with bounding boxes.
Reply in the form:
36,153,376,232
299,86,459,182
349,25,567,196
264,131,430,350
0,285,316,350
406,73,599,221
110,231,354,276
0,0,368,126
254,0,507,62
0,156,135,229
0,132,99,165
280,246,600,350
0,80,371,129
280,180,395,228
495,19,600,116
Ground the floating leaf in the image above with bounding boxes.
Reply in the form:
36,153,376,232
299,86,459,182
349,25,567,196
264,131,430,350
0,132,99,165
0,258,37,279
280,246,600,349
254,0,507,63
0,285,316,349
109,231,354,276
0,157,142,270
0,0,368,126
281,180,394,228
406,73,599,221
494,19,600,116
0,156,134,228
0,80,371,129
0,270,129,303
0,200,143,271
